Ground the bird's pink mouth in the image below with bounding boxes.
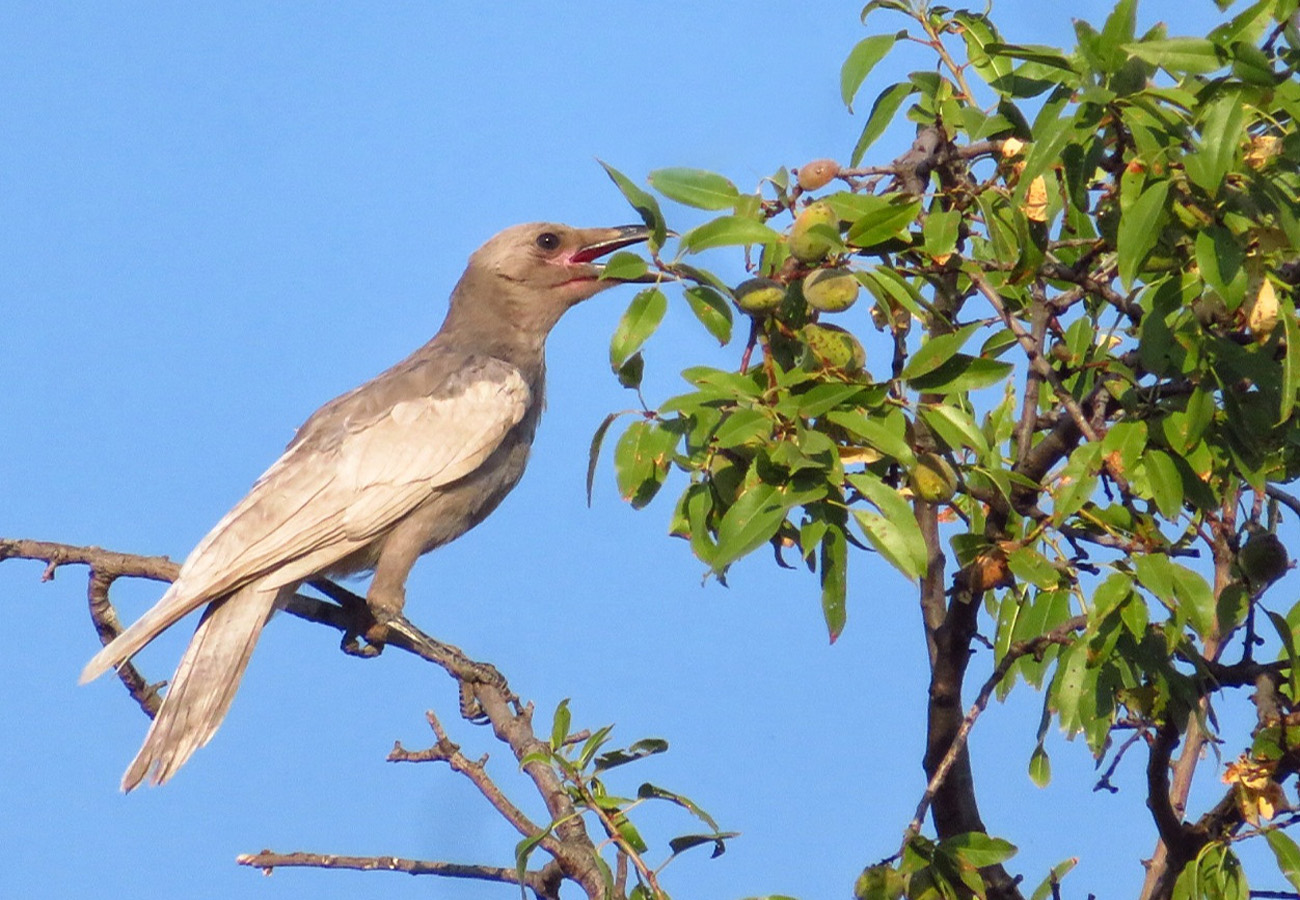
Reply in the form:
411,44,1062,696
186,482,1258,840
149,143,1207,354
569,225,651,264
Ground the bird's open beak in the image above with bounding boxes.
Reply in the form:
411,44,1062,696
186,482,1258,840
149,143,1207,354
570,225,659,283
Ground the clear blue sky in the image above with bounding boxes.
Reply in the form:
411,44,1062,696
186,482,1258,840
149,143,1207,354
0,2,1260,899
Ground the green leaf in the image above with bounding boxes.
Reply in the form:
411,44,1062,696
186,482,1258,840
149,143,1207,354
939,832,1018,867
918,402,991,457
841,33,900,111
900,324,981,381
598,159,667,249
1122,38,1226,74
680,216,782,253
849,473,927,579
1281,296,1299,424
668,832,738,858
921,208,961,261
713,482,788,570
820,525,848,642
906,354,1015,394
609,287,668,369
1117,179,1170,290
846,196,922,247
587,410,636,506
953,12,1013,87
550,698,571,749
1184,95,1247,194
649,167,741,210
683,286,733,346
1029,859,1079,900
1028,743,1051,787
713,408,773,448
613,420,678,509
598,251,648,282
851,82,916,166
826,410,917,467
1142,449,1184,520
1266,829,1300,892
594,737,669,772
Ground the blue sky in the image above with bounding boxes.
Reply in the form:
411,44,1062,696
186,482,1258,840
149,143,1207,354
0,2,1264,898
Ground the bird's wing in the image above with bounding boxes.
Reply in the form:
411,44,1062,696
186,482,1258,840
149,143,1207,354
181,356,533,599
81,357,531,682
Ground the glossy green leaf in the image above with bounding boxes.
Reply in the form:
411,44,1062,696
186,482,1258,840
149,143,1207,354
683,285,733,346
1122,38,1225,74
907,354,1015,394
846,196,922,247
613,420,678,509
848,473,927,579
680,216,782,253
713,483,788,570
827,410,917,467
649,167,742,210
713,408,772,448
609,287,668,369
900,324,981,381
598,251,648,282
940,832,1017,867
1142,449,1184,520
820,525,848,641
1117,179,1170,290
921,208,961,261
1028,743,1051,787
1266,829,1300,892
851,82,916,166
841,33,900,111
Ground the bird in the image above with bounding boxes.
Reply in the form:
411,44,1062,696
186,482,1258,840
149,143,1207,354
81,221,653,791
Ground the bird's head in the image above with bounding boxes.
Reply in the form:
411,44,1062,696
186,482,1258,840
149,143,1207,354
455,222,654,337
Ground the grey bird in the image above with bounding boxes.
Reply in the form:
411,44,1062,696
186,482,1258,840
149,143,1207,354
81,222,652,791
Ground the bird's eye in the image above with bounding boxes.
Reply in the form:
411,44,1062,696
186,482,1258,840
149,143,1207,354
535,232,561,252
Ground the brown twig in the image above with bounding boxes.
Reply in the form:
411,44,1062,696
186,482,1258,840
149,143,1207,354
905,615,1087,840
2,537,610,899
235,850,563,898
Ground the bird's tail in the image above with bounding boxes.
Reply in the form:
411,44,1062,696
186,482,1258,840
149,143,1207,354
120,584,282,792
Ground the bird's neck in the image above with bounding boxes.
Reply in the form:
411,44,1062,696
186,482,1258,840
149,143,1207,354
436,277,550,384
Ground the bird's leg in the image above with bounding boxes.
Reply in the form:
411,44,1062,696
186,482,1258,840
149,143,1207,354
306,577,384,657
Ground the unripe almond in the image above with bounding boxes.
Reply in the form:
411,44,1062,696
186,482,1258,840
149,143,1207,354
732,277,786,315
803,323,866,372
909,452,958,503
802,268,860,313
788,202,838,263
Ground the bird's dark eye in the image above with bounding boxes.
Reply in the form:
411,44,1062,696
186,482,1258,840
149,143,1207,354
535,232,561,252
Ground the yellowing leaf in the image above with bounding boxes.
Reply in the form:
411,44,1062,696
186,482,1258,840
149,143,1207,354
1247,279,1279,340
1023,175,1049,222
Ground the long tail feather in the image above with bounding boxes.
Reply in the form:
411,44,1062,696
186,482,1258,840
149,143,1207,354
80,581,208,684
120,584,282,791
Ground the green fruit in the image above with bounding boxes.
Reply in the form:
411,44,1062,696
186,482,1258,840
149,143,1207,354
909,452,957,503
789,202,838,263
803,323,866,372
1240,532,1289,587
732,277,786,315
802,268,860,313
